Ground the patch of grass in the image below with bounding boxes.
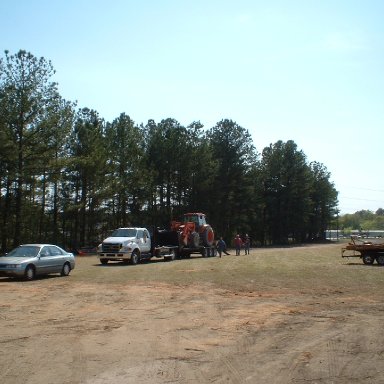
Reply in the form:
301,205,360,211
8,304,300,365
71,243,384,294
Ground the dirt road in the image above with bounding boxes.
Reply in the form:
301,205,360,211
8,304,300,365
1,244,383,383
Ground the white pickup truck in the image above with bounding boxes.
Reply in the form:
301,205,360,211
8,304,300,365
97,227,177,265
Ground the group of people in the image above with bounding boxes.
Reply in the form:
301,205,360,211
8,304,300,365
216,234,250,257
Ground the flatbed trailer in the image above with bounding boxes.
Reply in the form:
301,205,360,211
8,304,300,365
341,237,384,265
153,228,217,259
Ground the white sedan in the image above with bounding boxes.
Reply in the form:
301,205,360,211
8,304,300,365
0,244,75,280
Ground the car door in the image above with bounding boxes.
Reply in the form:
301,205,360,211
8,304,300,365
37,246,56,275
46,246,65,273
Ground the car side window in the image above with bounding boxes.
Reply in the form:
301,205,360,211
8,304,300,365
137,230,143,239
40,247,51,257
48,246,62,256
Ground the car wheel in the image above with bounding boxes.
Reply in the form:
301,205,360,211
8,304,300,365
100,259,108,265
130,251,140,265
61,262,71,276
25,265,36,280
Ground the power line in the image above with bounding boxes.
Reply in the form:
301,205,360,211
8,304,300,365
339,186,384,193
340,196,383,202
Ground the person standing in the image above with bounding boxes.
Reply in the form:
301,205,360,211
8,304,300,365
234,234,242,256
244,234,250,255
217,237,230,257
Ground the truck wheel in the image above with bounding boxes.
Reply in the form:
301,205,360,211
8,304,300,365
376,254,384,265
100,259,108,265
202,226,214,247
130,251,140,265
362,254,375,265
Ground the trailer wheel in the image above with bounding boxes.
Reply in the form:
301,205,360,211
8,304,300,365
362,254,375,265
376,254,384,265
164,249,176,262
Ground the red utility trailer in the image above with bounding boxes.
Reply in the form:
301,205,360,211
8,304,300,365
342,237,384,265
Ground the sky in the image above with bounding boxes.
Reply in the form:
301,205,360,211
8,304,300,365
1,0,383,215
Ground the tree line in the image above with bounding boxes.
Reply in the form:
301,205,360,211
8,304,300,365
339,209,384,233
0,50,339,252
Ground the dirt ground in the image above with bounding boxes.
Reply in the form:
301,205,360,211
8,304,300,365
1,244,384,383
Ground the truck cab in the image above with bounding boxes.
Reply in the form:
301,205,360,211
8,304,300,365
98,227,151,265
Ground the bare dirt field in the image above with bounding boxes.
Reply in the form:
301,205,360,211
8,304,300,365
1,242,384,383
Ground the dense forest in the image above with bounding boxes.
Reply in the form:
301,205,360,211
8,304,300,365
0,50,343,251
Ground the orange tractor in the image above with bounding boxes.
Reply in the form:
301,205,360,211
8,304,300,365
171,212,215,249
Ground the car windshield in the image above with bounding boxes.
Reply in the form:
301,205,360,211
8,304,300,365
6,246,40,258
110,228,137,237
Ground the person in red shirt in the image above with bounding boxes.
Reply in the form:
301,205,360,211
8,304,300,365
234,234,242,255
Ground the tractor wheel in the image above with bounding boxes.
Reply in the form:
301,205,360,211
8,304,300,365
188,231,200,248
178,231,187,247
202,226,214,247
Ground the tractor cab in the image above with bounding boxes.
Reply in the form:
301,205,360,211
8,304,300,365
182,213,207,229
